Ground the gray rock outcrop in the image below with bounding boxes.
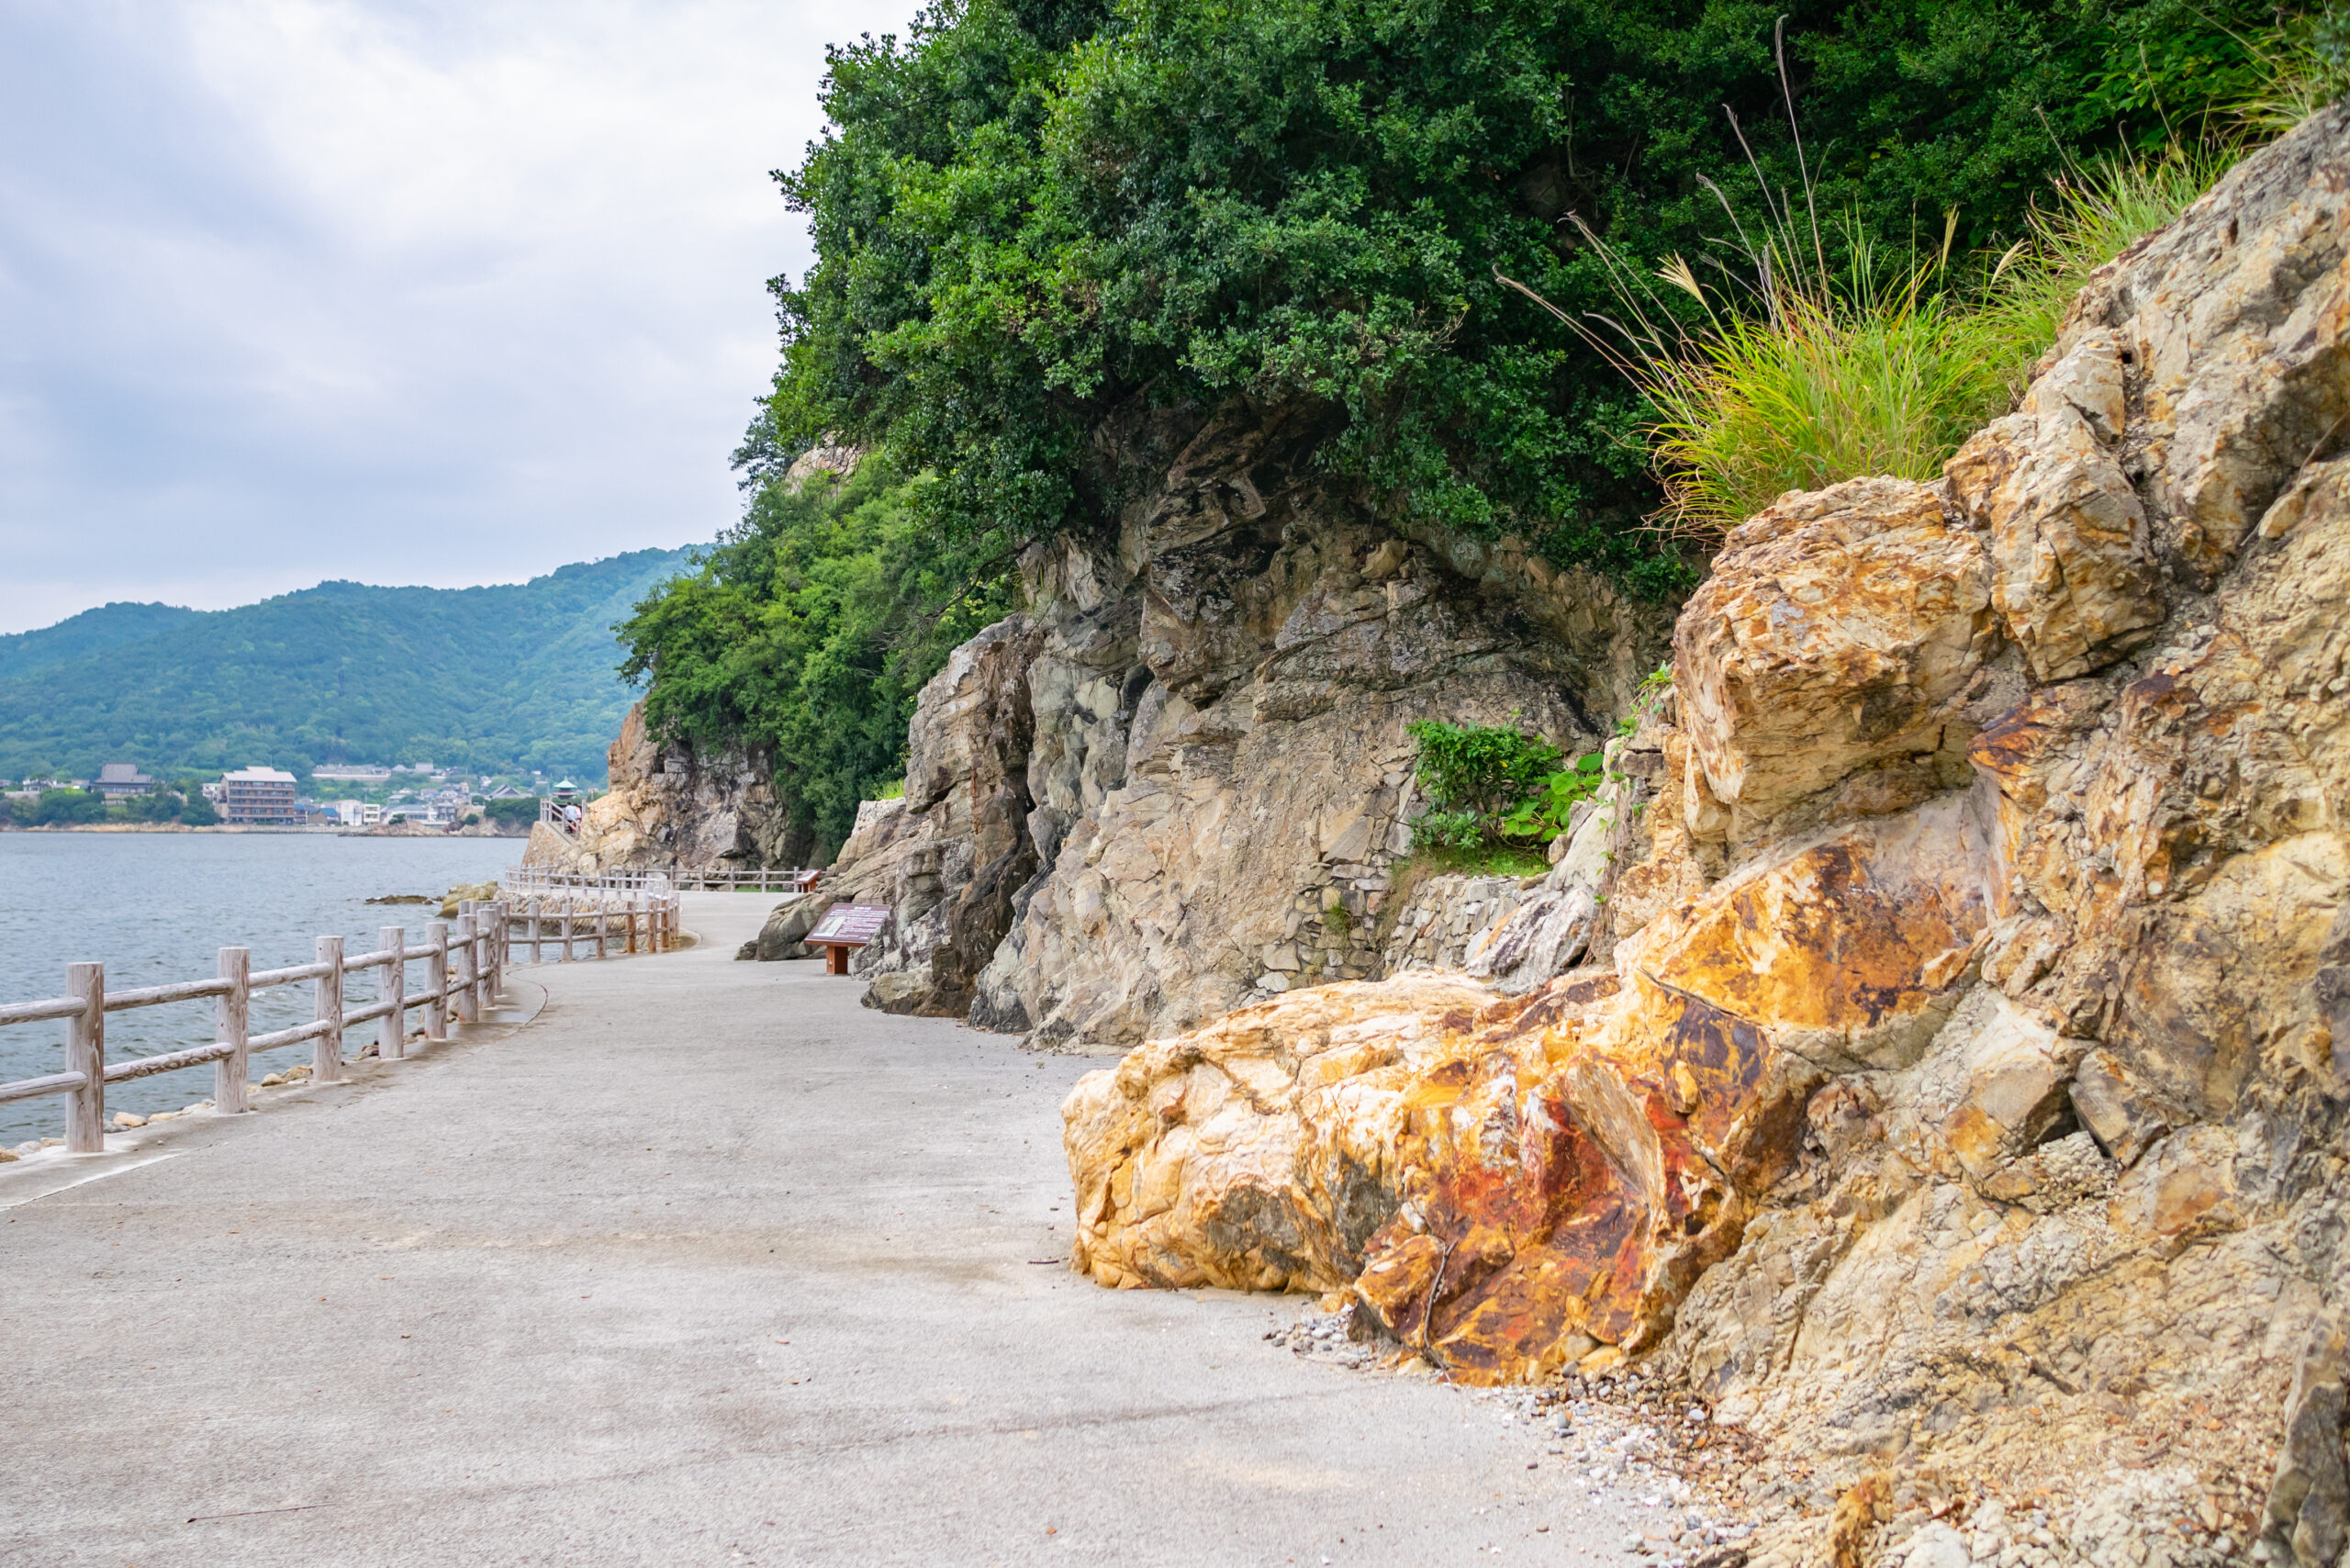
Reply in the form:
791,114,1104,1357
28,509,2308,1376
525,700,807,876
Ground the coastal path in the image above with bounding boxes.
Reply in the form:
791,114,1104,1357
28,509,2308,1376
2,894,1664,1566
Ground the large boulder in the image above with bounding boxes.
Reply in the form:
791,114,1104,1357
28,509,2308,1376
851,617,1047,1016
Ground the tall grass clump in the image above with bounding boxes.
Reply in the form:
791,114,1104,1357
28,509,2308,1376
1970,149,2229,396
2229,2,2350,135
1500,23,2233,545
1510,210,2011,540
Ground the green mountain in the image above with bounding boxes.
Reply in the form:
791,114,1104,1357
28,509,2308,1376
0,550,693,783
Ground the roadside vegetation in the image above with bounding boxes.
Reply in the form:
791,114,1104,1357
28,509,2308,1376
1404,719,1606,854
617,459,1016,857
760,0,2269,603
624,0,2344,827
0,783,219,829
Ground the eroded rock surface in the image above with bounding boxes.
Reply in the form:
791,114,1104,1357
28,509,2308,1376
921,403,1668,1044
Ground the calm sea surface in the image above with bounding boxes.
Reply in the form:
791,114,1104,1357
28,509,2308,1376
0,833,518,1144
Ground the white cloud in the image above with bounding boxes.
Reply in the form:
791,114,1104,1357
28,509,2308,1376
0,0,920,633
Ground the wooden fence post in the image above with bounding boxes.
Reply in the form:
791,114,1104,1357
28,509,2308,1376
379,924,407,1060
216,947,250,1112
560,901,575,964
65,961,104,1152
479,902,499,1012
625,894,639,956
425,922,448,1043
594,902,608,959
313,935,344,1084
528,898,542,965
453,913,478,1025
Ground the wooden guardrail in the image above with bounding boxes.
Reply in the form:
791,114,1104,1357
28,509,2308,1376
0,884,685,1154
498,883,683,964
506,865,819,894
0,900,510,1154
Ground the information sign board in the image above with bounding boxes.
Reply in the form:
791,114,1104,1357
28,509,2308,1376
807,904,890,947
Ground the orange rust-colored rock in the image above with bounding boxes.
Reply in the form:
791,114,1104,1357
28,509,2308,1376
1064,780,1997,1383
1673,476,1998,852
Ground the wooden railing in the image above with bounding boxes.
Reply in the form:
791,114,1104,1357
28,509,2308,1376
506,865,819,894
0,900,513,1154
0,885,687,1154
498,882,684,964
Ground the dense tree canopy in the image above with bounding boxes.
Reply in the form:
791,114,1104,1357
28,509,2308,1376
764,0,2221,598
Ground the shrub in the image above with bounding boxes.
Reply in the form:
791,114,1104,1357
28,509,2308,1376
1407,807,1487,852
30,789,106,826
484,797,541,827
1499,752,1608,844
1404,719,1609,848
768,0,2192,599
1405,721,1561,832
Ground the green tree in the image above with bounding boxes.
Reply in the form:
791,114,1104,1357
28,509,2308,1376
618,460,1016,857
31,789,107,826
769,0,2186,599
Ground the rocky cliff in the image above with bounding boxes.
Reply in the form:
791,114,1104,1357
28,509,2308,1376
1058,106,2350,1568
523,700,807,877
815,398,1672,1030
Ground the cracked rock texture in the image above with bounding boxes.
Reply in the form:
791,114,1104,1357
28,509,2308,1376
1062,108,2350,1568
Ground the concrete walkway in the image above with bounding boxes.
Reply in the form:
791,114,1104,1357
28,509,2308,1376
2,895,1661,1566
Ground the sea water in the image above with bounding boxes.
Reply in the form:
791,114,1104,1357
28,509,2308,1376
0,833,519,1145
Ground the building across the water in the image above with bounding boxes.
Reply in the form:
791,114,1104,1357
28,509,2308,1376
92,763,153,800
218,767,300,824
313,765,392,783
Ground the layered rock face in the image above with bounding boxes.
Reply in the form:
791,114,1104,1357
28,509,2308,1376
810,401,1669,1035
524,700,804,876
1063,108,2350,1564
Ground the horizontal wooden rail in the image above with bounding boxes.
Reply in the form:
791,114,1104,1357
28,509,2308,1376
0,901,513,1150
505,864,814,895
104,978,235,1012
0,883,686,1152
0,997,87,1028
104,1043,232,1082
0,1070,88,1105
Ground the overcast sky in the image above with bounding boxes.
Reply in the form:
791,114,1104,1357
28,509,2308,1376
0,0,917,635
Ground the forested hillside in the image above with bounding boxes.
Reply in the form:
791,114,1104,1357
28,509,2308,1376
0,550,688,782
